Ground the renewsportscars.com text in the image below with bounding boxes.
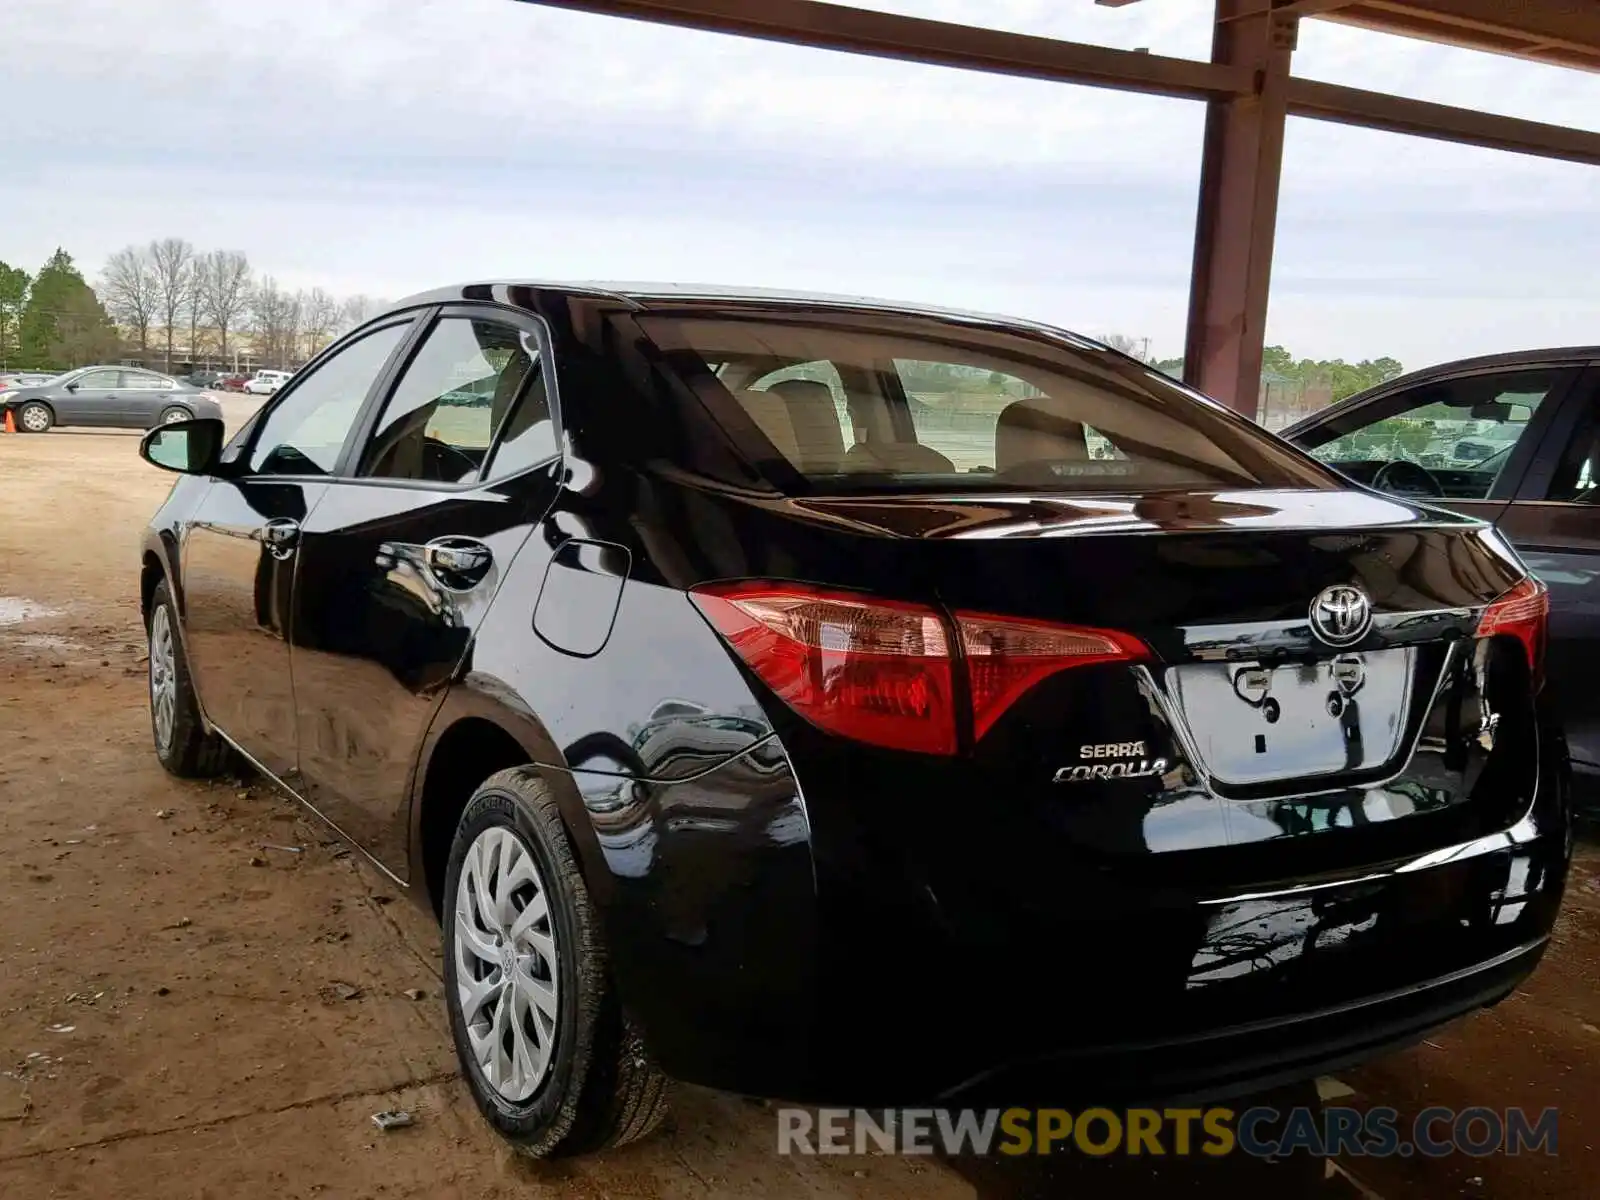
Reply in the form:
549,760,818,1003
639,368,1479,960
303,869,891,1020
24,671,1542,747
777,1106,1559,1158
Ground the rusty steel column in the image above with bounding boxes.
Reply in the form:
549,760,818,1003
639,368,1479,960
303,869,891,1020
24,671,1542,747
1183,1,1296,417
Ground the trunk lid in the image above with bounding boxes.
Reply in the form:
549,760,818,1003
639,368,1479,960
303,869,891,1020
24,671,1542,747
788,488,1538,883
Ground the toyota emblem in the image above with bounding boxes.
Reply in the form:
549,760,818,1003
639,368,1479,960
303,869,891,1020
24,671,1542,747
1309,585,1373,648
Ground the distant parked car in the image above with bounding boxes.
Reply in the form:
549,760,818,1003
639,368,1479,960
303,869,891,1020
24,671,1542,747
1,365,224,432
243,369,292,395
184,370,227,389
212,373,248,392
0,371,58,390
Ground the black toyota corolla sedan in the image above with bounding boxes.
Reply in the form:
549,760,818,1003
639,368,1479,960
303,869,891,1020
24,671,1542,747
135,282,1570,1157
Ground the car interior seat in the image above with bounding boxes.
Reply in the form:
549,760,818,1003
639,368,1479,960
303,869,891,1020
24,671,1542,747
764,379,847,472
994,399,1090,473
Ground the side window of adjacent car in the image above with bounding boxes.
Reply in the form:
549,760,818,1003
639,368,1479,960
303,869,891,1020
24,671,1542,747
248,323,409,476
1303,369,1564,501
1544,385,1600,503
357,315,553,484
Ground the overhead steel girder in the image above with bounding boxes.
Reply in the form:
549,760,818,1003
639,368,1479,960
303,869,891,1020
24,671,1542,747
524,1,1600,171
523,0,1252,99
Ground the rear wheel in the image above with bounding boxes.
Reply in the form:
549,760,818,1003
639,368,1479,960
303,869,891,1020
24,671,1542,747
17,401,52,432
158,406,190,426
443,768,670,1157
147,580,233,778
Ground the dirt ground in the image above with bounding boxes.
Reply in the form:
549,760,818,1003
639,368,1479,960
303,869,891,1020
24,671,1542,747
0,419,1596,1200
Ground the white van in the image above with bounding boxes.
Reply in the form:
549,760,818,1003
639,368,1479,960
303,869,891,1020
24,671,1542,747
243,370,292,396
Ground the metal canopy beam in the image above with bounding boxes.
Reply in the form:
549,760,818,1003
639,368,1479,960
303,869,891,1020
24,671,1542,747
1183,0,1294,415
519,0,1600,415
1287,76,1600,166
527,0,1251,99
1316,0,1600,74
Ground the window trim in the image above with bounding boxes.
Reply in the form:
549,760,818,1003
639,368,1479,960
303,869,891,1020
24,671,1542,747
232,309,428,481
1293,363,1584,505
333,301,563,493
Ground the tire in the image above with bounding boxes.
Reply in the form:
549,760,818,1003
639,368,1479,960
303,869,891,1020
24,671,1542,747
147,580,233,779
443,768,670,1158
16,401,53,433
158,406,191,426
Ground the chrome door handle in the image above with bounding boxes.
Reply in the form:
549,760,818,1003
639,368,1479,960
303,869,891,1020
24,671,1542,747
261,518,301,559
423,537,492,590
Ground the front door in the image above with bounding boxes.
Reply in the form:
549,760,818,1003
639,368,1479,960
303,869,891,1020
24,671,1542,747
1493,365,1600,777
55,368,125,425
181,320,414,780
288,307,562,873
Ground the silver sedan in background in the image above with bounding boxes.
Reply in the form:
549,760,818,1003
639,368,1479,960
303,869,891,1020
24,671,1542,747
1,366,224,433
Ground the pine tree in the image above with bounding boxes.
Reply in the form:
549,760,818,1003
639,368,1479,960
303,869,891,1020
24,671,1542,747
18,249,122,368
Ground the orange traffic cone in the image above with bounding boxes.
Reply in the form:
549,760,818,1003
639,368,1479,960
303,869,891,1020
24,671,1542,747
3,409,14,434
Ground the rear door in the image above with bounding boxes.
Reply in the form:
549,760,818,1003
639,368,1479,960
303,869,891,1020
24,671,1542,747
288,304,563,872
1288,363,1581,524
1492,363,1600,777
120,369,179,426
180,318,416,782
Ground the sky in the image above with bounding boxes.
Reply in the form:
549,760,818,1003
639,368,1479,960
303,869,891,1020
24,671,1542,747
5,0,1600,370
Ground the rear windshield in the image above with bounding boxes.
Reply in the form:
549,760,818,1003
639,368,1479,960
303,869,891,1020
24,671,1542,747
636,311,1337,494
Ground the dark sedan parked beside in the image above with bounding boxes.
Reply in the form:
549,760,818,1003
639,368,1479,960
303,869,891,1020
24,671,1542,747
1284,347,1600,801
136,282,1569,1158
2,364,223,432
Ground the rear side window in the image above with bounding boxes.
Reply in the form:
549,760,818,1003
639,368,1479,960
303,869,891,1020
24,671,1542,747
358,317,551,484
638,313,1335,493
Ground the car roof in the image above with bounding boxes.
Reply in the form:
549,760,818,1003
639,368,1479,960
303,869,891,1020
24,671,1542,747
380,279,1110,350
1283,344,1600,435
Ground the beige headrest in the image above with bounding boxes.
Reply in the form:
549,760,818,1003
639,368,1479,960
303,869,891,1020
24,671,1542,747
734,389,800,467
765,379,846,470
995,400,1089,471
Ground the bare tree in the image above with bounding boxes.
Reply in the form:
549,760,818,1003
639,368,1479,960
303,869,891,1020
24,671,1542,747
185,266,204,369
301,288,339,359
197,250,252,367
1101,333,1151,361
148,238,196,372
249,277,305,370
335,293,386,335
100,246,159,360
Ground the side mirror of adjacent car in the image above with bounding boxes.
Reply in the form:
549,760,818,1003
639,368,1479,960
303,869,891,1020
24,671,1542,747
64,382,79,392
140,416,226,476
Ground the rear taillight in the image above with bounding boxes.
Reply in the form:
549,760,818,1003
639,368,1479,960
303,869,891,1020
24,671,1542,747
689,584,957,754
1476,576,1548,684
957,612,1149,741
690,583,1148,754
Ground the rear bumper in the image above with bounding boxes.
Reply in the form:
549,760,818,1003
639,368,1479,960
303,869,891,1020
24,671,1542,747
940,935,1548,1107
593,719,1570,1106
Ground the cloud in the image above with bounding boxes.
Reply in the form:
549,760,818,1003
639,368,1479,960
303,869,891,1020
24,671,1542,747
2,0,1598,367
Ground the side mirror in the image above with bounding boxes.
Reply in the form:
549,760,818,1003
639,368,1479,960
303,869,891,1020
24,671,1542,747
64,382,79,392
140,417,226,475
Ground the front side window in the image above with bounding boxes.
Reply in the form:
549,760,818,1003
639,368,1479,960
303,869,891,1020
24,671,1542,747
74,370,122,389
249,323,408,476
640,313,1329,493
1297,369,1563,501
357,316,548,484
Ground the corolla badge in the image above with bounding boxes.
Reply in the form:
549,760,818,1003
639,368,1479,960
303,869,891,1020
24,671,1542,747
1053,741,1168,784
1308,584,1373,648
